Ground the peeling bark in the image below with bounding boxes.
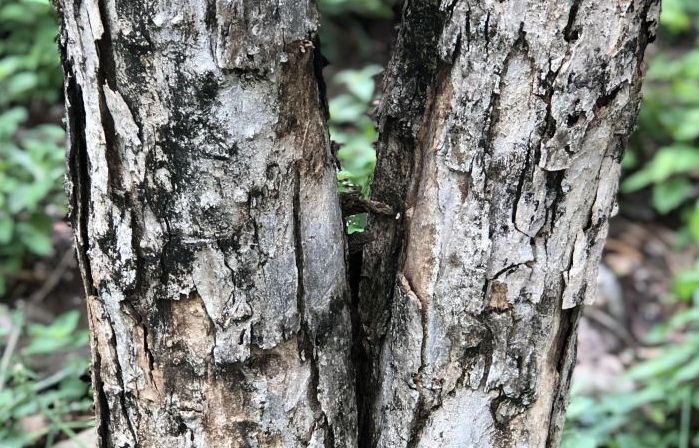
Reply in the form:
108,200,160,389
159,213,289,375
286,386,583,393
56,1,355,446
57,0,659,446
359,0,660,446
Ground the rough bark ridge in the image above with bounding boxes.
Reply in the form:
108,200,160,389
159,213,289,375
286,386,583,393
359,0,660,446
56,0,356,446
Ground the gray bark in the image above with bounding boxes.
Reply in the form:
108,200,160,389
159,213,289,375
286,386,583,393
56,0,356,446
56,0,660,446
358,0,660,446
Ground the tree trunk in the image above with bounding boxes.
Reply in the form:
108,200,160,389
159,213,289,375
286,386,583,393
358,0,659,446
56,0,660,446
56,0,356,446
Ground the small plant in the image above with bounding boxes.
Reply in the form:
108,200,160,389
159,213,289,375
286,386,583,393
331,65,382,198
0,306,92,447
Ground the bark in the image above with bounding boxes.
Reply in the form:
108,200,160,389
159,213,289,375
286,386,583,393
57,0,660,446
358,0,660,447
56,1,356,446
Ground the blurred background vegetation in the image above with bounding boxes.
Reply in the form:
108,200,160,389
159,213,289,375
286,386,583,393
1,0,699,446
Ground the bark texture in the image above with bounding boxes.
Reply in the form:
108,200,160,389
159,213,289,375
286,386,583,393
56,0,356,446
358,0,660,446
57,0,660,446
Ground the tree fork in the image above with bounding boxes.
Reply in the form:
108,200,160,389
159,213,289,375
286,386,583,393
56,0,660,446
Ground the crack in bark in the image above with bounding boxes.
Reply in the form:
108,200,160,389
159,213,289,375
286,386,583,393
95,0,117,89
120,301,158,391
292,167,334,448
512,131,536,231
103,311,139,446
94,0,130,203
484,11,491,55
86,298,111,446
57,0,659,444
64,73,94,297
563,0,582,42
544,306,582,447
396,273,429,448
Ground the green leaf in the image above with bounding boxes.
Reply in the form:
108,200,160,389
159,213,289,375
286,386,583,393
652,177,693,214
672,109,699,141
622,145,699,192
561,431,599,448
660,0,692,33
0,107,28,138
335,65,383,102
24,311,86,355
621,170,654,192
6,72,38,97
329,94,368,123
673,268,699,301
0,215,13,243
674,356,699,383
628,342,697,380
346,213,368,234
689,203,699,243
17,221,53,256
0,56,21,81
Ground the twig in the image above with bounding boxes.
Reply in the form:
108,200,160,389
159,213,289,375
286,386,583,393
32,363,79,392
340,191,395,218
0,303,25,392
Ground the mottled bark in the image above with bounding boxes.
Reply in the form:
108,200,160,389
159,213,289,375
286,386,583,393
358,0,659,447
57,0,659,446
56,0,356,446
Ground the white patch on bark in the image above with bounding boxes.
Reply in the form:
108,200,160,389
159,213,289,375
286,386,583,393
416,389,495,448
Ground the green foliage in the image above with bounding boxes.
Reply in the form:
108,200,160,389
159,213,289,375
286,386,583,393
624,3,699,234
674,262,699,302
319,0,395,18
328,65,381,234
622,144,699,214
0,0,63,106
0,110,66,297
0,0,65,298
330,65,381,198
660,0,699,34
564,304,699,448
0,307,92,447
346,213,368,235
